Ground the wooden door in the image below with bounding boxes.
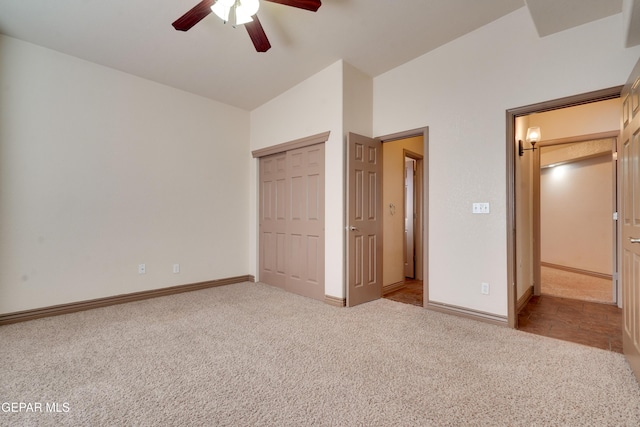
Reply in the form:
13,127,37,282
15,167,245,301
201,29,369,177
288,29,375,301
404,158,416,278
259,153,287,288
346,133,382,307
286,144,325,300
621,58,640,381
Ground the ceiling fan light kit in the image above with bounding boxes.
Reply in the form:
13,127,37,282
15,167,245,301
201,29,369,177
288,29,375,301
172,0,322,52
211,0,260,26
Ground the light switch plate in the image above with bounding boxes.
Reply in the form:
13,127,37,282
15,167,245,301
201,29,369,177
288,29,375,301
472,202,490,214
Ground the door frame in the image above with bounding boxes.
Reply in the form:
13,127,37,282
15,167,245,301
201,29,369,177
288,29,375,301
377,127,429,304
506,87,622,328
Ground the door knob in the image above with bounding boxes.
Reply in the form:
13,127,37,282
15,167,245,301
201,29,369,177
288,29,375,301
630,237,640,244
349,226,359,232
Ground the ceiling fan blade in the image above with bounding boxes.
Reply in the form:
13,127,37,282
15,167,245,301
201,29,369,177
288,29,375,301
172,0,216,31
263,0,321,12
245,16,271,52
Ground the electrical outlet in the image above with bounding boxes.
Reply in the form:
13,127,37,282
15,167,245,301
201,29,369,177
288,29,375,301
173,264,180,274
481,282,490,295
138,264,146,274
472,203,490,214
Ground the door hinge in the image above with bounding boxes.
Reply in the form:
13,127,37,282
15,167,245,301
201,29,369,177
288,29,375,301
613,152,618,161
613,212,619,221
614,272,618,281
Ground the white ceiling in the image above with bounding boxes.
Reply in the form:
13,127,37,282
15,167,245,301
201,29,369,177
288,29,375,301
0,0,630,110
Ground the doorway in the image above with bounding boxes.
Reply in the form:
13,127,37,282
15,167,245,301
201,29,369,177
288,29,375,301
383,149,424,307
507,88,623,351
507,88,622,325
380,134,425,307
345,127,428,308
538,137,617,304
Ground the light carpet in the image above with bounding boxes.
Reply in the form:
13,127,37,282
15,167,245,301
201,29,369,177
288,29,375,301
1,282,639,426
541,265,613,303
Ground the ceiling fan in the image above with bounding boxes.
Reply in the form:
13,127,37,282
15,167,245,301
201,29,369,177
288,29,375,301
172,0,322,52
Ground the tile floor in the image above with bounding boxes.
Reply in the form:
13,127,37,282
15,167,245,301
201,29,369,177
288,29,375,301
383,279,622,353
518,294,622,353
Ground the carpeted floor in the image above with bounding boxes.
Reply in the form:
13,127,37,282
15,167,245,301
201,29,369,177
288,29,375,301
541,265,613,303
1,282,639,426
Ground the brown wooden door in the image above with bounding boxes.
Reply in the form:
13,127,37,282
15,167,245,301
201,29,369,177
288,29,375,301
259,153,287,288
621,58,640,381
346,132,382,307
286,144,325,300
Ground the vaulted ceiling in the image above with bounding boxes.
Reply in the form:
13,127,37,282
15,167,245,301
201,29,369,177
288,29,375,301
0,0,633,110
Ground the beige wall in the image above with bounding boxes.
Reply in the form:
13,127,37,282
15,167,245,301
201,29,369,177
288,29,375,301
0,35,251,314
250,60,373,299
540,145,614,274
4,7,639,319
374,8,640,317
382,136,423,286
515,116,534,300
528,99,620,140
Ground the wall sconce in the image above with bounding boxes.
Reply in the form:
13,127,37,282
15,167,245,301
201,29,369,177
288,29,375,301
519,126,541,156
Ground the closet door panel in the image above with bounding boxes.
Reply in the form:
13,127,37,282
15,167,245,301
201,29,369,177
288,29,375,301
259,153,287,288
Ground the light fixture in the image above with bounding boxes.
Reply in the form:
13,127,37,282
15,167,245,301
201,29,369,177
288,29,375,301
518,126,541,156
211,0,260,26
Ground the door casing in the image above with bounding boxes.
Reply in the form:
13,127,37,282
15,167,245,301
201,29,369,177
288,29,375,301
506,87,623,328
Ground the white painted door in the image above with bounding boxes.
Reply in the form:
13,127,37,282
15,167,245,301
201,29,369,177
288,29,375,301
346,133,382,307
621,58,640,381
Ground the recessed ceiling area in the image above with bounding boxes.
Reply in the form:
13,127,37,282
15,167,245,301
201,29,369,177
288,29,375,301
525,0,623,37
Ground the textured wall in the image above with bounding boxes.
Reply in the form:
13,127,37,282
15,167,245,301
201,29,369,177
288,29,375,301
0,35,251,313
373,9,640,316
